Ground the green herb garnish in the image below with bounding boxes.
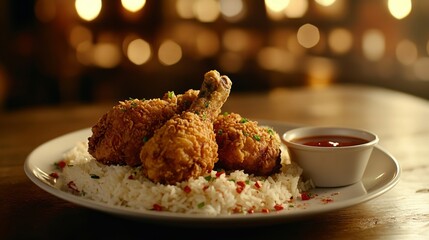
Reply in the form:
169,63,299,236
240,118,248,123
167,91,175,99
197,202,205,209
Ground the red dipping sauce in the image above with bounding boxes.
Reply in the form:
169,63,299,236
292,135,368,147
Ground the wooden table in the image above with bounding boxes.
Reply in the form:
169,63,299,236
1,84,429,239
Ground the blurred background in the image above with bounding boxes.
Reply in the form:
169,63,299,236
1,0,429,111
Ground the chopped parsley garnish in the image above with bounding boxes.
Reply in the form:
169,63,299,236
267,128,274,135
197,202,205,208
240,118,249,123
253,134,261,141
128,99,138,108
167,91,175,99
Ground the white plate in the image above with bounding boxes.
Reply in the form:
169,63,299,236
24,121,401,226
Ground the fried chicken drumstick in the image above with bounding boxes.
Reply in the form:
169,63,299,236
140,70,232,184
87,90,199,166
214,112,282,176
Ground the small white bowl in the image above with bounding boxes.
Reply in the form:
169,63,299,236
282,126,379,187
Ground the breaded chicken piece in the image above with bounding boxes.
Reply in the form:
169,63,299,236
87,98,177,166
163,89,199,113
140,70,232,184
87,90,199,167
213,112,282,176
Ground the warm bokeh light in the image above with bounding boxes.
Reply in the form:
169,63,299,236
362,29,385,61
284,0,308,18
297,23,320,48
265,0,290,12
257,47,295,72
388,0,412,20
220,0,245,21
223,29,249,52
314,0,345,19
176,0,195,19
195,30,220,57
121,0,146,13
315,0,336,7
194,0,220,22
76,41,93,66
93,43,121,68
264,0,289,20
413,57,429,81
17,0,429,106
287,33,305,56
328,28,352,54
75,0,102,21
69,25,93,49
35,0,56,23
219,52,244,73
307,57,336,87
158,40,182,65
396,39,418,65
127,39,151,65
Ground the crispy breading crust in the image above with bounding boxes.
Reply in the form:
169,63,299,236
88,99,177,166
140,70,232,184
140,112,218,184
214,112,282,176
88,90,200,167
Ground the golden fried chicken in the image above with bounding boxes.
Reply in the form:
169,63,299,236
213,112,282,176
163,89,199,113
87,90,199,167
140,70,232,184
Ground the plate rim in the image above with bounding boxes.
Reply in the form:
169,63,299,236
24,122,401,224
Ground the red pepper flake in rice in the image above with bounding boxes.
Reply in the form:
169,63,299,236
300,192,316,201
274,204,284,211
247,207,255,214
55,160,67,170
49,172,59,179
183,185,191,193
152,204,163,211
261,208,270,213
215,171,224,178
254,181,262,189
232,205,243,213
301,192,311,200
236,181,246,193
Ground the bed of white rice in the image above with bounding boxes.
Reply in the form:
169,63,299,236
55,141,313,215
